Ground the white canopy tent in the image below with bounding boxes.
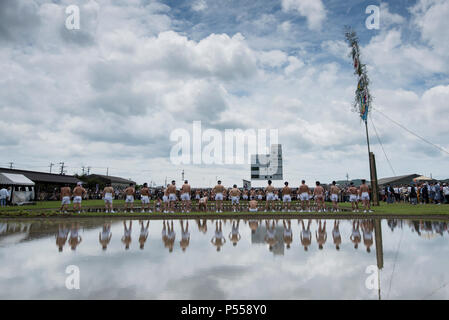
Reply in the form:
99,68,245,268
0,173,35,186
0,173,35,205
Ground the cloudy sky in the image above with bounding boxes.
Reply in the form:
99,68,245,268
1,0,448,187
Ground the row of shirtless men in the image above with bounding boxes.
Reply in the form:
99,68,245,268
59,179,373,214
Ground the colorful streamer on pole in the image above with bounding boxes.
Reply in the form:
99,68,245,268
345,27,372,123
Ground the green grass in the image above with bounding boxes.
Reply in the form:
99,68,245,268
0,200,125,211
338,202,449,215
1,200,449,218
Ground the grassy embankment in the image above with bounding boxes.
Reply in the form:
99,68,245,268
1,200,449,218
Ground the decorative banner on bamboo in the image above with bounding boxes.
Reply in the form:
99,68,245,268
345,27,372,123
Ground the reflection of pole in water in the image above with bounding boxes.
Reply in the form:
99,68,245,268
374,219,383,300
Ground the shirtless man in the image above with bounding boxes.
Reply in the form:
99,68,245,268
248,199,258,212
282,182,292,212
102,183,115,213
298,180,310,212
274,190,280,210
162,185,169,213
140,183,151,213
348,182,359,212
330,181,340,212
124,183,135,213
213,181,225,213
195,189,201,201
313,181,325,212
360,179,373,213
265,180,276,212
180,180,191,213
59,184,72,213
198,195,208,212
257,189,264,201
229,185,241,212
167,180,177,213
248,188,254,201
72,182,87,213
242,189,249,201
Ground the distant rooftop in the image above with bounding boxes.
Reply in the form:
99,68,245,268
377,174,420,186
0,167,80,184
86,174,136,185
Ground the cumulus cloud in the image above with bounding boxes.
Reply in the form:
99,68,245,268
410,0,449,54
191,0,207,12
281,0,326,31
0,0,448,184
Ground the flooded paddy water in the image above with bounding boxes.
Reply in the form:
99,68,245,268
0,217,448,299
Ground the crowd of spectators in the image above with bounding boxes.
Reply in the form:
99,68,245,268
381,182,449,205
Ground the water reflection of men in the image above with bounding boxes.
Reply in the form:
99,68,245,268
283,220,293,249
196,219,208,234
56,223,69,252
229,220,241,247
163,220,176,252
180,220,190,252
362,220,374,253
316,220,327,250
248,219,259,234
68,223,82,251
332,220,341,251
265,220,277,252
99,223,112,251
121,221,132,250
300,219,312,251
139,220,149,250
350,220,361,249
211,221,226,251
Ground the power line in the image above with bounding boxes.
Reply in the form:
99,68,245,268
422,281,449,300
386,227,404,300
373,108,449,156
369,116,396,176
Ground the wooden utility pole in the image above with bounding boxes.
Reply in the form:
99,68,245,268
59,162,65,175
